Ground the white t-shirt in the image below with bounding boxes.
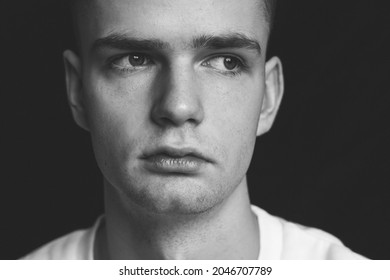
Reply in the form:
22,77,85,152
21,206,366,260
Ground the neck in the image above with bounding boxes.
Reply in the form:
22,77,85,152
95,177,259,260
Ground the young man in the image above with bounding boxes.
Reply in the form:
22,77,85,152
23,0,365,259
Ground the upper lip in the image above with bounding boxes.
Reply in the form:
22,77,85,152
141,146,213,163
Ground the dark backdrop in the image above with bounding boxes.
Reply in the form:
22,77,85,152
2,0,389,259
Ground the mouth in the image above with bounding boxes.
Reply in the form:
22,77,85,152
140,147,212,175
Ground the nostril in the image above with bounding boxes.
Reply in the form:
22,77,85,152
151,95,204,127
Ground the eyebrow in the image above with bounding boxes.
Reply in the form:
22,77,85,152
192,33,261,54
91,32,261,55
92,34,169,52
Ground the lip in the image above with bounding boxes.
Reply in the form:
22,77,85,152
140,147,212,175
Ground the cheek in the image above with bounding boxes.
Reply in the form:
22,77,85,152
85,72,150,137
206,77,263,173
213,78,263,137
83,78,148,176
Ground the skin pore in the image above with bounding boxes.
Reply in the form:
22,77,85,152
64,0,284,259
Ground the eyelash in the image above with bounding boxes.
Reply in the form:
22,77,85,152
108,53,248,76
109,54,153,73
201,55,248,77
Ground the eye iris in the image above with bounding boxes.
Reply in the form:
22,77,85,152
223,57,238,70
128,55,145,66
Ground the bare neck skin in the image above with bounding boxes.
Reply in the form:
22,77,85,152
94,177,259,260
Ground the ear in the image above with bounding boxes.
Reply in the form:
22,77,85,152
256,56,284,136
63,50,89,131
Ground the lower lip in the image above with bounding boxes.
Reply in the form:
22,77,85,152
142,155,207,174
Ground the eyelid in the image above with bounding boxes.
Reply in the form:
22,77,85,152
201,54,247,72
112,53,151,65
202,54,246,66
107,53,155,73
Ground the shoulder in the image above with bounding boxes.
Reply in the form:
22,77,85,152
251,206,367,260
279,219,366,259
20,218,101,260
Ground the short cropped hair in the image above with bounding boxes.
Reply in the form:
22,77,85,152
68,0,277,53
263,0,278,30
70,0,277,29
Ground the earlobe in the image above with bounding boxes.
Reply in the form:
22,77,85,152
256,56,284,136
63,50,89,131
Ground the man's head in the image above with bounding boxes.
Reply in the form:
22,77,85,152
64,0,284,215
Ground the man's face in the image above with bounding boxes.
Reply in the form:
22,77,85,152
69,0,274,214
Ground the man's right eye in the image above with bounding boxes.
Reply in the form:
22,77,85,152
110,54,153,72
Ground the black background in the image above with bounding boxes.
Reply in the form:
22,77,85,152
2,1,390,259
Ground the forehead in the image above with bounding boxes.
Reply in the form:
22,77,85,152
77,0,267,54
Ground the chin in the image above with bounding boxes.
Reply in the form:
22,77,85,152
121,176,228,215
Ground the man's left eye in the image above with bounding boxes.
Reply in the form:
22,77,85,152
202,56,242,72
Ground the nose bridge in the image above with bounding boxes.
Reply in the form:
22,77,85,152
152,58,204,127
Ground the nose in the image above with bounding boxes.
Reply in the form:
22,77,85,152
151,64,204,127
